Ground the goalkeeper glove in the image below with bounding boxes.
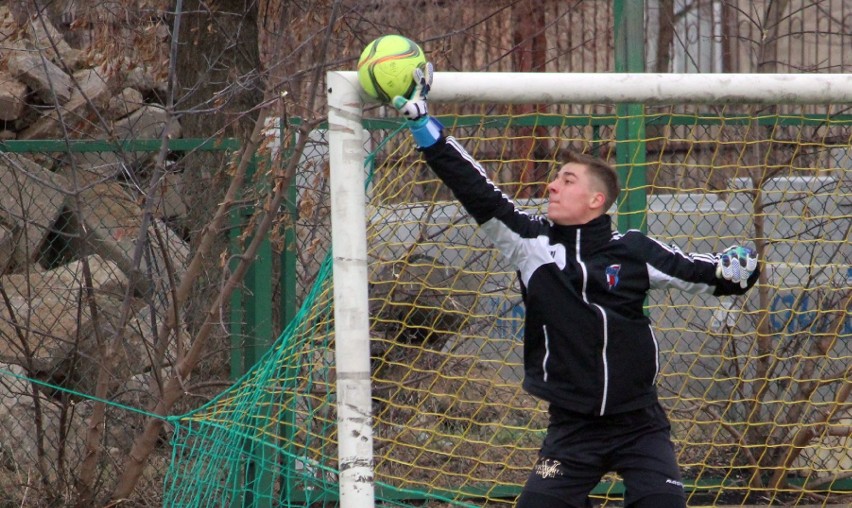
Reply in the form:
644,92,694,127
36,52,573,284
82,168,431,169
393,62,442,148
716,245,758,288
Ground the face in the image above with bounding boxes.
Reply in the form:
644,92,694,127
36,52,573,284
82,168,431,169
546,163,606,226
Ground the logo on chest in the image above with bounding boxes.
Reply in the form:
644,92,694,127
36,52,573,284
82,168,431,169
605,264,621,290
547,243,567,269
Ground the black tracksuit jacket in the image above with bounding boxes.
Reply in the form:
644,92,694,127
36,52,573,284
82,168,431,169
421,135,760,416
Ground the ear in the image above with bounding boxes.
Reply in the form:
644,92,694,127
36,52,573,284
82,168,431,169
589,190,606,211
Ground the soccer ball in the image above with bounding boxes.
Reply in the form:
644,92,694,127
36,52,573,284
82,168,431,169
357,35,426,103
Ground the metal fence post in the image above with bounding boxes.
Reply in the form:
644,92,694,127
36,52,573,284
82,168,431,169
614,0,648,233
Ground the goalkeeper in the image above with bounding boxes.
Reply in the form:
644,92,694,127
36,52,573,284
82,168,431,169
392,64,759,508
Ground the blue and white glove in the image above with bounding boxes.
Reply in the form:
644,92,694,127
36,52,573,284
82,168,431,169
392,62,442,148
716,245,758,288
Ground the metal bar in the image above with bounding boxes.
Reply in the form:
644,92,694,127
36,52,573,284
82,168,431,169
327,71,375,508
615,0,648,233
243,234,274,508
332,72,852,105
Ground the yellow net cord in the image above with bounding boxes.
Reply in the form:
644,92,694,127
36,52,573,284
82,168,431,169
165,108,852,507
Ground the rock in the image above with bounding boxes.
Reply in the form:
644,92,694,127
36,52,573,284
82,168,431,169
107,87,144,119
19,67,110,140
0,364,87,487
71,292,149,394
0,255,128,375
0,363,29,414
58,175,190,300
0,71,27,121
0,6,27,56
0,154,69,267
125,65,166,95
0,225,14,270
114,104,181,141
21,9,82,69
0,363,85,484
7,52,73,105
107,104,182,172
65,103,181,182
0,5,15,35
0,367,154,491
0,255,150,398
153,171,187,220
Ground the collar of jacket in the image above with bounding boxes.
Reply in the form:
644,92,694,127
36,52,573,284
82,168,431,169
550,214,613,254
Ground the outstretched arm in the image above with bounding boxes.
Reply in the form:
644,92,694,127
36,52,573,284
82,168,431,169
631,232,760,296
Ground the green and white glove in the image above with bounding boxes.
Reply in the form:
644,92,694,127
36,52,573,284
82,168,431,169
392,62,442,148
716,245,758,288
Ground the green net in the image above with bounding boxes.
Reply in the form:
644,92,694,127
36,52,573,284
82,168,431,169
164,257,338,506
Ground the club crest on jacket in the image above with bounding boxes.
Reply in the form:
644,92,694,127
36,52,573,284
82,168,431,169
606,264,621,290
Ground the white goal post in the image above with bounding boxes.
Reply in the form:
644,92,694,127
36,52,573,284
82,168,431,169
325,71,852,508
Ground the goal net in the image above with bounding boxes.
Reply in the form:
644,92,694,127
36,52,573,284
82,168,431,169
164,73,852,507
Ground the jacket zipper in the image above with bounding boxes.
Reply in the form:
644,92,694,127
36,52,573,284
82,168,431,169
574,229,610,416
649,324,660,384
542,324,551,382
593,304,609,415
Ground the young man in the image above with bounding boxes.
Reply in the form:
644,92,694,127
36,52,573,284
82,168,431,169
392,64,759,508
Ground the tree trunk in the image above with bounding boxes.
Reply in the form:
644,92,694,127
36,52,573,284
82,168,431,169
174,0,262,139
720,0,736,72
757,0,790,74
511,0,548,199
655,0,674,73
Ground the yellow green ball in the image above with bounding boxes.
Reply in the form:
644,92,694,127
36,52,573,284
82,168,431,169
357,35,426,103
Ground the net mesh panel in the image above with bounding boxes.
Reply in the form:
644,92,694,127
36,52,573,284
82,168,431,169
1,108,849,506
163,107,852,507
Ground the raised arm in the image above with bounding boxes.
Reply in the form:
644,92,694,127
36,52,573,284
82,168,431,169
392,63,549,267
